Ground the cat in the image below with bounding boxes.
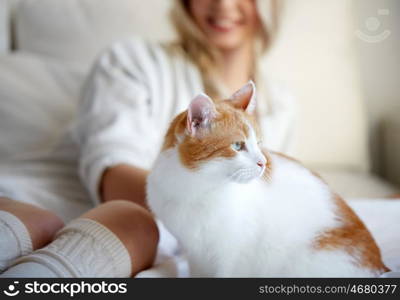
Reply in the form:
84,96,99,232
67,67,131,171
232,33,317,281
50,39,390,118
146,81,389,277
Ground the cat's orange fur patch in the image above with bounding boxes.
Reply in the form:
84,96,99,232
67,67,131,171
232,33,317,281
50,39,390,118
315,194,389,273
261,148,273,180
162,100,261,169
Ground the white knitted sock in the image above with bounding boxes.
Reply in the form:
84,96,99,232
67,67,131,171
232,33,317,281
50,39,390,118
1,218,132,278
0,210,33,272
1,262,58,277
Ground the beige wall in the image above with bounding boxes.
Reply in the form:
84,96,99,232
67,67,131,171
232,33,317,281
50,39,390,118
265,0,370,172
353,0,400,177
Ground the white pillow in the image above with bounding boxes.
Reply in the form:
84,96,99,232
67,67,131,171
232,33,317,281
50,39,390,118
0,52,84,160
14,0,175,65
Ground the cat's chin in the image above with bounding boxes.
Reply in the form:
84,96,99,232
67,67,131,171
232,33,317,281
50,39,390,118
231,174,260,184
233,179,254,184
228,168,264,184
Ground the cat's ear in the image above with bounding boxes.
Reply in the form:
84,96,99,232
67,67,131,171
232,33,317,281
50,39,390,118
187,93,217,137
228,80,256,114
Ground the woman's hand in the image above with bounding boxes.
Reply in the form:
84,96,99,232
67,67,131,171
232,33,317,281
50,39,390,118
100,164,149,210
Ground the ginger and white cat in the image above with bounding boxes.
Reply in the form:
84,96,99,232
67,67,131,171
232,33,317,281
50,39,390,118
147,82,388,277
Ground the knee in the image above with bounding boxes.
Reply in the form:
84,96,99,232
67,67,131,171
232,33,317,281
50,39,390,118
81,200,159,274
82,200,159,242
94,200,159,246
0,197,64,250
31,208,65,248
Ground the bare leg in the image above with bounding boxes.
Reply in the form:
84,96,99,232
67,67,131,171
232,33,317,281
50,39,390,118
1,199,159,277
81,199,159,275
0,197,64,272
0,197,64,250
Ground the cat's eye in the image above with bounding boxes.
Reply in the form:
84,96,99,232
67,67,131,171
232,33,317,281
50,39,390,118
257,140,262,146
232,141,246,151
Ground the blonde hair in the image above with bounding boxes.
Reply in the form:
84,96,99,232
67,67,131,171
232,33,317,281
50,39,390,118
170,0,281,101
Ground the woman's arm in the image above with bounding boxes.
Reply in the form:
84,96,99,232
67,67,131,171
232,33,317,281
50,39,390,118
73,39,162,205
100,164,149,210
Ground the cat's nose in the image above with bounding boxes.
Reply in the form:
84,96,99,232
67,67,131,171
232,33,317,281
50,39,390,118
257,161,265,168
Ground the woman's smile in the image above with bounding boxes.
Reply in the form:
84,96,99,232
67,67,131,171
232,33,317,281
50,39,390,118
207,16,244,33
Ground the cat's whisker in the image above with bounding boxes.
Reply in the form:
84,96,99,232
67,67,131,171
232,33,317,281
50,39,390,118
228,169,243,181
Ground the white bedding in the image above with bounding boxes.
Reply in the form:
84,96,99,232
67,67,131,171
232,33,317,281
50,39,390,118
0,52,399,277
349,199,400,272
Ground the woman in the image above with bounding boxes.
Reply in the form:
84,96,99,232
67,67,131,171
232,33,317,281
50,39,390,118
0,0,295,277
